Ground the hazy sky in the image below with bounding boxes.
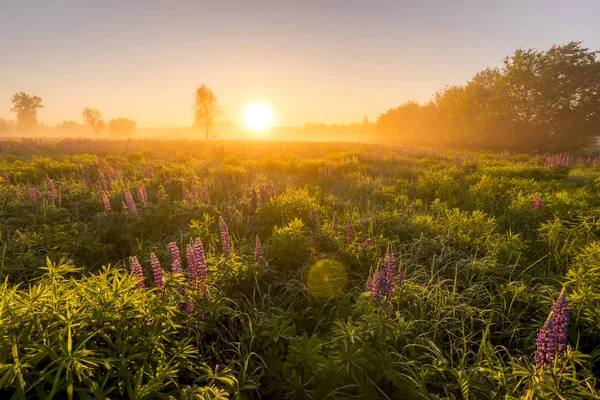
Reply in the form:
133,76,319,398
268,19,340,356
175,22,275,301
1,0,599,128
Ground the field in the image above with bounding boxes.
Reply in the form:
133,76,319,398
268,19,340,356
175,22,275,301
0,138,599,399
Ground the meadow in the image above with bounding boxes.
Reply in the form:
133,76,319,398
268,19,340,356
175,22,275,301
0,138,599,399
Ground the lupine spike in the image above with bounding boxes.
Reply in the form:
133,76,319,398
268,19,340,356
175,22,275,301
550,287,569,355
101,190,111,211
47,178,57,201
346,220,354,242
534,194,542,211
311,206,317,230
255,235,263,262
28,188,38,206
128,256,145,289
2,172,10,187
219,216,232,258
535,288,569,368
186,244,198,290
333,214,339,230
193,239,211,299
361,239,371,254
150,253,164,290
124,191,137,214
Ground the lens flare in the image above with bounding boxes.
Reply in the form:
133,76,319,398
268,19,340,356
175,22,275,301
306,259,348,298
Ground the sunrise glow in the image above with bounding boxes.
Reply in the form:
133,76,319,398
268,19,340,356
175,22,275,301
244,103,273,132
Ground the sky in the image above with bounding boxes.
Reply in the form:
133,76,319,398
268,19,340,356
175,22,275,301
1,0,599,128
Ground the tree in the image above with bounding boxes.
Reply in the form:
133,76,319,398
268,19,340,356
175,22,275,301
193,84,221,140
82,108,106,135
57,120,80,131
107,118,136,137
11,92,43,131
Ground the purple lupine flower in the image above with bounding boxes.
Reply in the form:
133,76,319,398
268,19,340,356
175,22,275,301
193,239,207,282
150,253,164,290
346,220,354,242
534,194,542,211
311,207,317,230
361,239,372,254
2,172,10,187
535,288,569,368
367,247,401,304
255,235,263,262
186,244,198,290
128,256,145,289
137,185,147,207
185,295,194,313
169,242,182,271
47,178,57,201
182,183,193,206
551,288,569,355
84,175,93,191
101,190,111,211
219,216,232,258
169,242,185,294
193,239,210,299
333,214,339,230
27,188,37,206
535,313,557,368
124,191,137,214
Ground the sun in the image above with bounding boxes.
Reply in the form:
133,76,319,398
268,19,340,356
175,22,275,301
245,103,273,131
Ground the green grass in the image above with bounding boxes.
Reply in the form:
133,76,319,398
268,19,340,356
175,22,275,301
0,139,599,399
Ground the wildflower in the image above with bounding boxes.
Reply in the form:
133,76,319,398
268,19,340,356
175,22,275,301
311,206,317,230
535,288,569,368
534,194,542,211
27,188,37,206
193,239,207,282
124,191,137,214
150,253,164,290
193,239,210,299
255,235,263,262
333,214,339,230
186,244,198,290
361,239,371,254
101,190,111,211
16,230,27,241
137,184,148,207
535,313,557,368
182,183,193,206
219,216,232,258
2,172,10,187
366,246,402,305
128,256,145,289
551,288,569,355
169,242,182,271
346,220,354,242
122,201,128,211
47,178,57,201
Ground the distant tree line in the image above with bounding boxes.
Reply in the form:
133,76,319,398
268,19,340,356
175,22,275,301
377,42,600,152
1,94,137,137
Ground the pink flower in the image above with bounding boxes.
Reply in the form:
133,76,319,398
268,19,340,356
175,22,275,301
150,253,164,290
128,256,145,289
101,190,111,211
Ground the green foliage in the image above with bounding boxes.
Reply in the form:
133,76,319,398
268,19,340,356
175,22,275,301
0,139,599,398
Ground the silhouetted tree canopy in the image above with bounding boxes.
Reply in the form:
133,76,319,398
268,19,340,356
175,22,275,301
11,92,43,131
377,42,600,151
194,84,221,140
107,118,136,136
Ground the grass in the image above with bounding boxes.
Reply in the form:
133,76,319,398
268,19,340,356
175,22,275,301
0,138,599,399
